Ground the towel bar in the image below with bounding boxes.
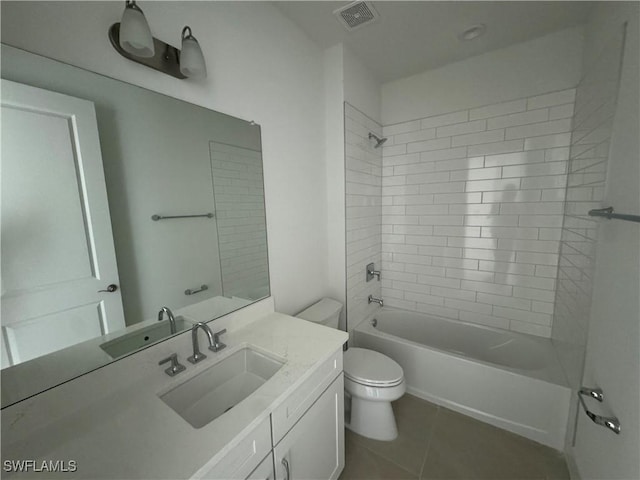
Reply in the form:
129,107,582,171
588,207,640,223
578,387,621,434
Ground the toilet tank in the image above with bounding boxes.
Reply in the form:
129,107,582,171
296,298,343,329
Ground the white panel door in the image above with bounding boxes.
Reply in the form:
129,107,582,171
1,79,125,367
274,374,344,480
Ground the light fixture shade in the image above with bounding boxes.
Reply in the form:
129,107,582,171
180,26,207,78
119,1,155,58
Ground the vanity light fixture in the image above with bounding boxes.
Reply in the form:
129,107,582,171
118,0,154,57
109,1,207,79
180,27,207,78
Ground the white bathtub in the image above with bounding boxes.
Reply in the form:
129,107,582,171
353,308,571,450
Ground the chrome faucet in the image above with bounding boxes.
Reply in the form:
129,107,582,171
188,323,227,364
158,306,177,334
368,295,383,307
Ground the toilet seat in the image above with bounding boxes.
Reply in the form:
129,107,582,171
344,347,404,387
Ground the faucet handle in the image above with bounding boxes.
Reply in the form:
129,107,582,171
159,353,186,376
210,329,227,353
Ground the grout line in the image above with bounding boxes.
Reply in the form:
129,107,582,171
418,405,441,480
347,435,419,479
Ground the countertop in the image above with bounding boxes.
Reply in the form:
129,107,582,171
1,312,348,479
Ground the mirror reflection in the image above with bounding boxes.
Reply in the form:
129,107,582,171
0,44,270,407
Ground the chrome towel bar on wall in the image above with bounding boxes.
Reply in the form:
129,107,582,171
184,284,208,296
588,206,640,223
151,213,215,221
578,387,621,434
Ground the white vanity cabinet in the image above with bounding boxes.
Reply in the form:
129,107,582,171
273,374,344,480
198,415,273,480
196,349,345,480
246,453,275,480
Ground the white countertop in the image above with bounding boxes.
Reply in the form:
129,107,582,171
1,312,348,479
1,295,254,408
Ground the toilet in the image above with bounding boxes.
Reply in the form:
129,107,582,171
296,298,406,441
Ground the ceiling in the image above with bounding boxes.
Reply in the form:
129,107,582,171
274,1,594,84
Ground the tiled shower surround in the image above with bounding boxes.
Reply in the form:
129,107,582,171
210,142,269,300
379,89,577,337
345,103,383,330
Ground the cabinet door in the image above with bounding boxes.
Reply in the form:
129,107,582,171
274,374,344,480
246,453,275,480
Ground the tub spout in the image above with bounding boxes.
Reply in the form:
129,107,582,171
368,295,383,307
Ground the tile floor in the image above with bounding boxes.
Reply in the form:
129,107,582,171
339,394,569,480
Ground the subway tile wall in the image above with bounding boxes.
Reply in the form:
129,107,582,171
380,89,577,337
345,103,383,330
210,142,270,300
552,31,624,388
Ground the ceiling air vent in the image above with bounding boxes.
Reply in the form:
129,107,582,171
333,1,379,32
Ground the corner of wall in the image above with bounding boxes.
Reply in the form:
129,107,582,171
324,44,347,314
342,45,382,124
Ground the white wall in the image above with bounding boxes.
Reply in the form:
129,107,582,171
0,1,329,316
324,44,347,324
569,2,639,479
343,46,381,125
382,26,584,126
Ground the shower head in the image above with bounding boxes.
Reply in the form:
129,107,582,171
368,132,387,148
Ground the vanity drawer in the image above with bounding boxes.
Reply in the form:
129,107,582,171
271,348,343,444
197,415,272,480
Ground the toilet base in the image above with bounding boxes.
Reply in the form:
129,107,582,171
346,396,399,441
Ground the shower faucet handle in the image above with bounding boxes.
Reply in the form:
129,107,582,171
366,263,381,282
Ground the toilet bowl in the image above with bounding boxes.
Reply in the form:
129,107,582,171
344,347,406,440
296,298,405,441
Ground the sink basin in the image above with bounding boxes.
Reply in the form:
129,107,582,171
100,317,190,359
159,347,284,428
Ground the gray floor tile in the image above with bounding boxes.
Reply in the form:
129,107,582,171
420,407,569,480
340,432,418,480
341,395,570,480
348,394,439,475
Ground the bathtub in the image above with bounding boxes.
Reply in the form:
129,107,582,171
353,308,571,450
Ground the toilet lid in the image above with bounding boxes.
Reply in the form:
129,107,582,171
344,348,404,387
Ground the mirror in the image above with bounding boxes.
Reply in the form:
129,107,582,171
0,44,270,408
